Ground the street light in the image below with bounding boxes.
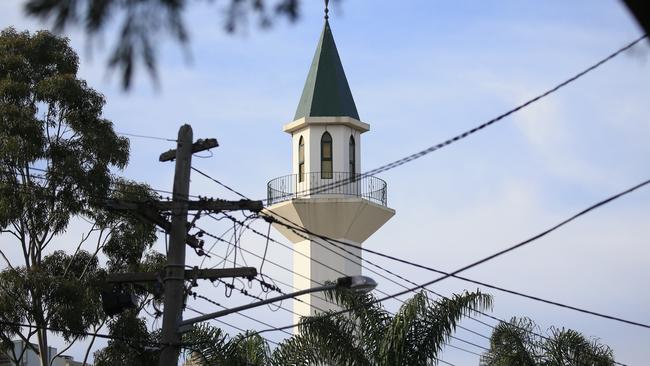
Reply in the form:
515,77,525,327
177,275,377,333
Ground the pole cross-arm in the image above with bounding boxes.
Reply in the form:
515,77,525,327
154,199,263,213
105,267,257,283
159,138,219,162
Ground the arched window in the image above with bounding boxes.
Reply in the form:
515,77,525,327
321,132,333,179
298,136,305,182
349,135,355,175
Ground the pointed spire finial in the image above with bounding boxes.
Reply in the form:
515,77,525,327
324,0,329,20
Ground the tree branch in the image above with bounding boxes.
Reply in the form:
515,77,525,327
49,335,80,366
0,229,21,241
79,226,113,280
12,326,38,364
63,222,97,277
0,246,14,270
82,317,107,366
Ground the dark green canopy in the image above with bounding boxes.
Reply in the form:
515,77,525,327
294,20,360,120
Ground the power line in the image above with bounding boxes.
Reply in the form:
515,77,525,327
220,211,495,339
197,216,495,351
191,167,249,199
191,167,645,366
193,275,484,356
446,343,483,357
0,319,164,348
195,221,494,356
203,213,493,353
189,287,469,365
224,176,650,366
256,34,648,201
116,131,177,142
265,178,650,330
2,168,175,202
193,169,498,338
190,291,294,338
188,221,338,313
191,167,501,341
244,176,650,366
193,164,650,332
7,165,209,201
191,223,493,363
195,223,350,311
185,306,280,346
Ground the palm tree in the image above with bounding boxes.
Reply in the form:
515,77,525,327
183,324,271,366
480,317,615,366
271,288,492,366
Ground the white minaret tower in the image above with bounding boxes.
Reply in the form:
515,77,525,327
265,12,394,329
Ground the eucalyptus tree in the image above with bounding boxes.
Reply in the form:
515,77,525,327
272,288,493,366
93,311,160,366
0,28,159,365
480,317,615,366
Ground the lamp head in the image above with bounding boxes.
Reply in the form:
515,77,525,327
336,275,377,293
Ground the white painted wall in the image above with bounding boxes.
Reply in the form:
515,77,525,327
289,120,363,176
271,116,393,334
292,237,362,327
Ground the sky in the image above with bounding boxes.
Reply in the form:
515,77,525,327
1,0,649,364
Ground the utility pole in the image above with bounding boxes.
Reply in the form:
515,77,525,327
102,124,263,366
159,124,193,366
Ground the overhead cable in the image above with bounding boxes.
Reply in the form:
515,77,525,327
260,34,648,200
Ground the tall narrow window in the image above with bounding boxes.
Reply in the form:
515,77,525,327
349,135,355,175
298,136,305,182
321,132,332,179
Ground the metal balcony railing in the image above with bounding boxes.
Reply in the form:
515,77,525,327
267,171,388,206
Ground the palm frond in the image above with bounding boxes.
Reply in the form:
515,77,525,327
481,317,616,366
324,287,391,358
411,290,492,366
543,327,615,366
182,324,231,365
229,331,272,366
272,308,372,366
480,317,539,366
379,291,429,365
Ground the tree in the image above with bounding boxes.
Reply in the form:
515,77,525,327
182,324,271,366
480,317,616,366
0,250,104,365
24,0,312,89
93,311,160,366
271,288,492,366
0,27,159,365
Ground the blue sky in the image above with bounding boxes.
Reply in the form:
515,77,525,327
1,1,649,364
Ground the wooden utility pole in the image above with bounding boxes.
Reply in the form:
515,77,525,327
159,124,193,366
102,124,262,366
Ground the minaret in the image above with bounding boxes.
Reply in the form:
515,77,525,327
265,5,395,329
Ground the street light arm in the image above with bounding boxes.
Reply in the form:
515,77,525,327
178,283,337,333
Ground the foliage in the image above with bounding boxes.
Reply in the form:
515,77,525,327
0,27,129,230
480,317,616,366
93,311,160,366
0,27,159,365
24,0,312,89
182,324,271,366
271,288,493,366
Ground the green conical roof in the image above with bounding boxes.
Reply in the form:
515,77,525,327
294,20,360,121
